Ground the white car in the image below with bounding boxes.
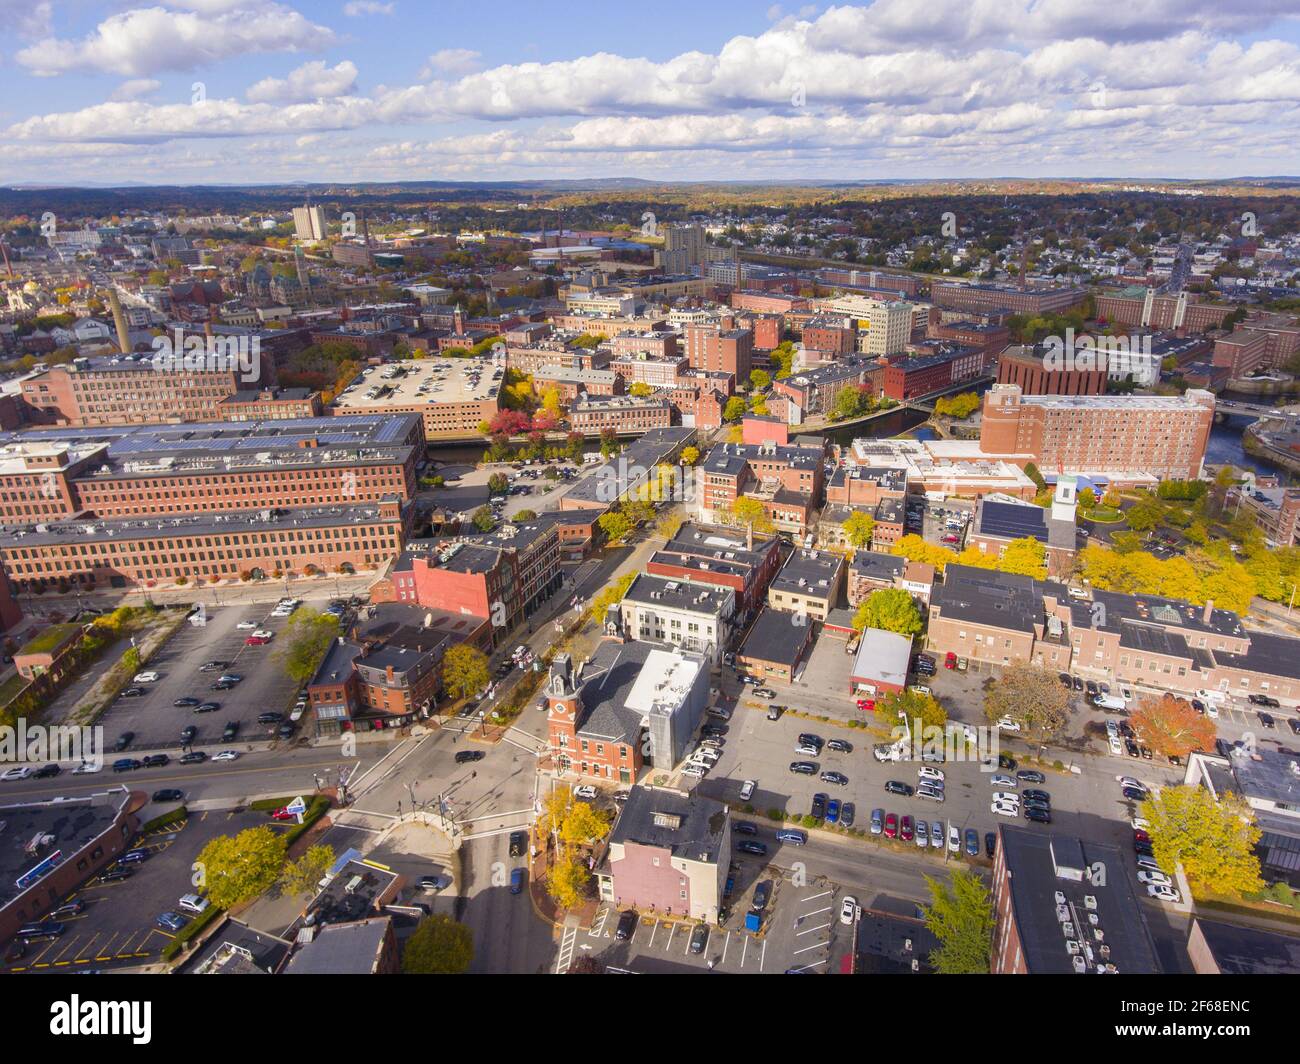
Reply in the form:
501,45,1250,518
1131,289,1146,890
918,766,945,783
840,896,859,925
1,765,32,781
915,820,929,847
992,791,1020,804
739,779,756,801
681,764,708,778
133,671,160,683
212,750,240,762
989,774,1015,788
1131,817,1151,831
251,630,274,640
1137,870,1172,887
72,761,102,775
996,717,1021,732
1108,737,1124,756
1136,855,1165,874
948,824,961,851
236,620,257,629
1147,883,1181,903
1205,703,1220,719
991,802,1019,817
573,785,598,799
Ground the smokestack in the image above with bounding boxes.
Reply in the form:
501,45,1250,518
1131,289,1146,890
1202,599,1214,624
107,289,131,354
746,518,753,552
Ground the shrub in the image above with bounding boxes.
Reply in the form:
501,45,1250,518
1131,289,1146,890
161,904,223,961
766,808,783,820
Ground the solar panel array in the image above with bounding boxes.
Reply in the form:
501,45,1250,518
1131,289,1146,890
980,501,1047,541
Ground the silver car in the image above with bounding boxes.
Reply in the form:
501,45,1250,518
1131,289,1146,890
870,808,884,835
930,820,944,848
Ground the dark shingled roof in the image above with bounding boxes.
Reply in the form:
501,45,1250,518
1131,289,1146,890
608,785,727,866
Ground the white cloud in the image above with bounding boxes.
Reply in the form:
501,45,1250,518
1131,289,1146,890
111,78,163,101
0,0,52,38
419,48,482,78
16,3,339,77
344,1,395,14
246,60,359,103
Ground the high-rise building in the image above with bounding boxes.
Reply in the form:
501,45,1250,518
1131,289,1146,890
292,205,327,242
818,294,913,356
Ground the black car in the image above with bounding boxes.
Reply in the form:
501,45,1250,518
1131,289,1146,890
1191,699,1206,715
49,900,85,919
173,697,200,707
1058,672,1072,688
198,661,230,672
1023,799,1051,815
985,832,997,858
689,924,709,955
996,753,1016,771
508,830,528,857
1124,739,1140,758
1249,694,1281,708
1259,712,1276,729
179,751,207,765
99,868,133,883
1024,807,1052,824
797,733,823,749
112,758,141,773
736,840,768,856
615,910,638,941
257,711,283,724
1290,719,1300,737
840,802,856,828
222,722,239,742
114,732,135,752
1016,770,1045,784
210,680,236,691
752,881,771,910
820,771,849,786
810,793,828,819
1072,676,1084,691
732,821,758,835
1085,681,1099,696
701,724,727,739
1022,789,1051,804
884,781,913,797
152,788,184,802
789,761,817,775
142,754,170,768
34,763,60,779
277,722,296,739
827,738,852,754
195,701,220,713
455,750,485,764
1122,785,1148,801
119,687,147,699
1134,840,1154,857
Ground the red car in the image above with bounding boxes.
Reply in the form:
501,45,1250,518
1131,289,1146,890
1134,829,1151,844
944,652,958,670
856,698,876,713
884,813,898,839
245,635,270,646
269,807,296,821
900,815,914,841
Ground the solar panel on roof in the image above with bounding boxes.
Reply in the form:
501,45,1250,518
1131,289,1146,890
980,501,1047,541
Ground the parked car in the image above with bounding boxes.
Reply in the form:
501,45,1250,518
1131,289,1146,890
840,802,856,828
964,829,980,856
142,754,170,768
884,780,913,796
212,751,239,762
840,896,859,925
820,771,849,786
884,813,898,838
689,924,709,954
899,815,914,842
736,840,768,856
173,697,200,707
732,821,758,836
985,832,997,858
827,738,852,754
112,758,141,773
0,765,33,781
789,761,817,775
1016,770,1045,784
455,750,485,765
739,779,756,801
870,808,884,835
810,793,827,819
775,829,807,845
179,751,207,765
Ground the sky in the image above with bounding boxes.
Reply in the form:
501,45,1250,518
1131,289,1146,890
2,0,1300,186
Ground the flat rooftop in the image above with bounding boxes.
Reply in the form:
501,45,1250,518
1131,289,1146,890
333,357,502,411
770,548,844,598
623,573,735,617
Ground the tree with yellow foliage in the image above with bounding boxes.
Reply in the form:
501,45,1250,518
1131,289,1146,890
1142,785,1263,899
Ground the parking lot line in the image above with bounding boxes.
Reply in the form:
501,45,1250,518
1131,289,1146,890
792,939,827,956
803,890,832,903
720,930,730,964
801,905,832,919
797,921,831,936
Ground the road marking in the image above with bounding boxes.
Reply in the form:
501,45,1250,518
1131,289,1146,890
555,925,578,974
803,890,832,902
720,930,730,964
589,907,610,938
792,940,828,955
786,959,826,972
801,905,832,918
759,938,767,971
797,921,832,936
740,935,749,966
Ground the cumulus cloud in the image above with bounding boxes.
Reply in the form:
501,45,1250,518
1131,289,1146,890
246,60,359,103
111,78,163,101
0,0,53,38
419,48,483,78
344,1,395,14
16,2,338,77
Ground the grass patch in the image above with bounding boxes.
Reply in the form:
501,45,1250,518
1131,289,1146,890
0,672,31,705
1079,506,1124,523
17,623,83,657
141,805,188,833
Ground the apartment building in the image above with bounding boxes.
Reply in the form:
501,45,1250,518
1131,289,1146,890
619,573,735,663
817,294,913,356
932,282,1086,317
882,343,988,401
697,440,824,528
0,498,405,592
215,387,322,421
568,394,674,434
646,521,783,617
979,384,1215,482
683,323,753,382
996,345,1108,396
772,358,879,418
767,548,846,622
1095,289,1235,333
1225,483,1300,547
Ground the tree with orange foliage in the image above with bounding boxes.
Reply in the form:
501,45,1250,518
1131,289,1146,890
1130,693,1216,759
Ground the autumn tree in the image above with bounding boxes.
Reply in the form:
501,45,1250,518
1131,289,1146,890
442,643,490,701
723,396,747,422
195,826,288,910
1142,785,1263,898
729,496,775,535
1130,694,1216,759
842,510,876,549
891,533,955,571
679,445,700,466
852,588,923,637
279,844,335,896
923,867,993,974
877,687,947,741
279,607,340,686
983,662,1071,739
549,856,591,910
401,913,474,974
598,509,634,543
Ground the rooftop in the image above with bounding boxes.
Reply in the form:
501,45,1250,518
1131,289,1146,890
332,356,503,410
284,917,393,975
738,606,809,666
770,548,845,599
608,785,727,867
622,573,735,618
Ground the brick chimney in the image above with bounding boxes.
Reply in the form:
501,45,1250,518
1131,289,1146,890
1202,599,1214,624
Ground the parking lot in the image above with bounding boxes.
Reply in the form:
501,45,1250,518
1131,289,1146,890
6,807,291,973
92,601,308,757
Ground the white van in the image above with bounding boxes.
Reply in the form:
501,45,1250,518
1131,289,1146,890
1093,694,1127,711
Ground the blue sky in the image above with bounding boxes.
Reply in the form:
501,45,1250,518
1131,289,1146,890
3,1,1300,185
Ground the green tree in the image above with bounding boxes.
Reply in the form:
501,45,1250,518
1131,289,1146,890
401,913,474,974
487,472,509,495
749,369,771,390
599,510,634,543
842,510,876,549
923,868,994,974
195,826,288,910
852,588,923,636
279,607,340,686
1142,785,1263,898
279,844,335,896
442,643,490,701
729,496,774,535
723,396,748,422
471,505,496,533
